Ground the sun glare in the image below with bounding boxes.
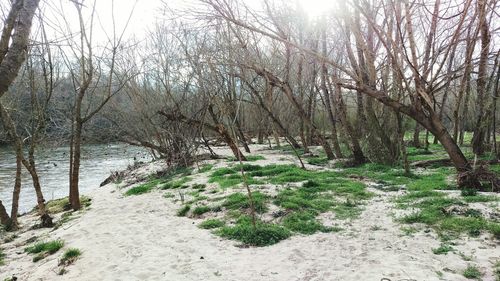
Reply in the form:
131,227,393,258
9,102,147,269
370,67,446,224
295,0,338,18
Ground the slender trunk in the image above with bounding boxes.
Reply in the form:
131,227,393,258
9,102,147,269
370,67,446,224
69,120,82,210
335,84,366,164
321,24,343,158
9,153,22,229
23,163,52,226
235,118,250,153
471,0,490,155
397,113,410,174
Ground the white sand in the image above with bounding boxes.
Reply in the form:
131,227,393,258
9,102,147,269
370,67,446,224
1,145,498,281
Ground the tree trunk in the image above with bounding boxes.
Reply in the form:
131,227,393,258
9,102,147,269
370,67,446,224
0,200,10,226
24,163,53,227
69,120,82,210
471,0,491,155
334,84,366,164
321,25,343,158
9,153,22,229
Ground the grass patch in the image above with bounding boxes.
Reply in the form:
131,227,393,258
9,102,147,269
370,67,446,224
227,155,265,162
192,183,206,190
46,196,91,213
274,188,333,212
125,180,159,196
462,194,499,203
432,243,454,255
222,192,268,213
209,168,264,188
198,164,214,173
199,219,225,229
216,216,290,246
192,205,211,216
0,248,4,266
282,211,332,234
332,200,363,220
176,205,191,217
463,264,482,279
25,240,64,262
59,248,81,265
163,192,175,198
306,156,329,166
160,177,192,190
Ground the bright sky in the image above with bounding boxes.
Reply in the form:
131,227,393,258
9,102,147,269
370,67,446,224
36,0,337,44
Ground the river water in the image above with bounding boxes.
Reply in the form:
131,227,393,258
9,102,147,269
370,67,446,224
0,143,149,213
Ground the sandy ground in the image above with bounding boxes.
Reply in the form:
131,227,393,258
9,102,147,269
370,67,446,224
0,144,498,281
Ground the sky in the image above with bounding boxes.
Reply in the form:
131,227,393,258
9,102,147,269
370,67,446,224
33,0,338,44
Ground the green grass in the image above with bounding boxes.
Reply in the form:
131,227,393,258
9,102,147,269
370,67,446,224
332,201,363,220
432,243,454,255
160,177,192,190
462,194,499,203
493,260,500,281
25,240,64,254
192,205,211,216
463,264,482,279
307,156,329,166
208,169,264,188
25,240,64,262
192,183,206,190
176,205,191,217
222,192,268,213
282,211,335,234
274,188,334,212
199,219,225,229
125,180,159,196
198,164,214,173
45,196,91,213
59,248,81,265
399,194,500,238
400,197,462,225
0,248,4,266
216,216,290,246
227,155,265,162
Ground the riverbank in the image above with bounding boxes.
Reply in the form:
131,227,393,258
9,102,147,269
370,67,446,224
0,144,499,281
0,143,149,214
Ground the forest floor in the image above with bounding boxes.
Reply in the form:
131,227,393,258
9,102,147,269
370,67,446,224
0,142,499,281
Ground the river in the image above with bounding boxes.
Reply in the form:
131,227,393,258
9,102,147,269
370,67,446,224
0,143,149,213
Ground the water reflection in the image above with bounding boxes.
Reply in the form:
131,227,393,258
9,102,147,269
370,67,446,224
0,143,149,213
